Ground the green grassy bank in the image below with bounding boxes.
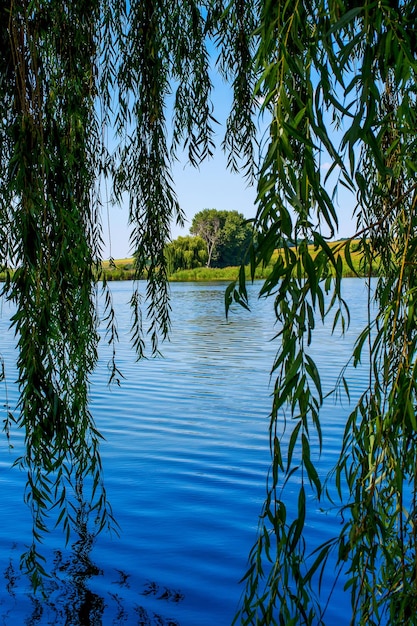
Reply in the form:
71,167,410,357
0,241,375,284
102,240,375,282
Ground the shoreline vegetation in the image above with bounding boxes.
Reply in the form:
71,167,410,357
0,240,377,284
101,239,376,282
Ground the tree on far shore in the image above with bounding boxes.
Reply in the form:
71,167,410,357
164,235,207,274
190,208,222,267
190,209,251,268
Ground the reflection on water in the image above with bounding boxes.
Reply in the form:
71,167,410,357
3,553,184,626
0,279,371,625
3,491,184,626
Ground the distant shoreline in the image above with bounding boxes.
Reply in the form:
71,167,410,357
101,240,376,282
0,241,377,283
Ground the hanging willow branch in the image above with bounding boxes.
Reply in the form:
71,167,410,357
0,0,258,585
1,0,116,585
229,1,417,624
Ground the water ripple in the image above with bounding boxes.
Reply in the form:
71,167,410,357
0,279,371,625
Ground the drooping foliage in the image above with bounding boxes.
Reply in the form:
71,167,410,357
1,0,112,583
1,0,417,623
164,235,208,274
226,2,417,624
0,0,241,585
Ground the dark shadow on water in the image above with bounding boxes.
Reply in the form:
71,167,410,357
2,492,184,626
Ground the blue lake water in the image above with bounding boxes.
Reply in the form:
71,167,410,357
0,279,371,625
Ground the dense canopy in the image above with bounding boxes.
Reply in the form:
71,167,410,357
1,1,417,623
190,209,252,267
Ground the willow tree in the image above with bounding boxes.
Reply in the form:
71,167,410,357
1,0,417,624
228,2,417,625
0,0,244,586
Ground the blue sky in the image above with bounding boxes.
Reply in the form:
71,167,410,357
100,66,259,259
101,149,258,259
102,147,358,261
101,67,358,260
